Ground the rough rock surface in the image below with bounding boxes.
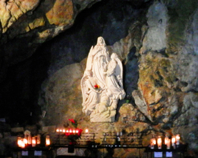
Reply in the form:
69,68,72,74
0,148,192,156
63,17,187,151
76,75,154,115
1,0,198,157
0,0,100,81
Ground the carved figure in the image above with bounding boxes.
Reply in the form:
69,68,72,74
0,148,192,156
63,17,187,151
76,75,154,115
81,70,101,115
105,53,126,110
81,37,125,122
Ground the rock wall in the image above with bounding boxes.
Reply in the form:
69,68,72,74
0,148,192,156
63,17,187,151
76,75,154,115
0,0,198,157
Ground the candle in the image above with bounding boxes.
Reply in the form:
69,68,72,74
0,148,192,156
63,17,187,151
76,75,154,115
27,134,31,145
172,136,176,148
63,129,65,133
157,137,162,149
45,135,50,146
17,137,25,148
56,129,60,132
165,136,170,149
73,129,76,133
32,137,36,147
37,134,41,145
17,137,22,148
23,138,28,145
176,134,180,145
85,128,89,133
150,138,156,149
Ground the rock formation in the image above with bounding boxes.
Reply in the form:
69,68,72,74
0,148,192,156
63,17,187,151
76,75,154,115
1,0,198,157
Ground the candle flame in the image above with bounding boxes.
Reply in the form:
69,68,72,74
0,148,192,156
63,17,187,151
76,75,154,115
85,128,89,133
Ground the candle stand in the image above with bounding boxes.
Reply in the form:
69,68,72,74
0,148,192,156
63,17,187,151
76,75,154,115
145,134,187,158
14,130,188,158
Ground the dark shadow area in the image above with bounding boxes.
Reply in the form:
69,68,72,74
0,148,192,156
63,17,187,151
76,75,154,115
0,0,149,126
0,44,51,126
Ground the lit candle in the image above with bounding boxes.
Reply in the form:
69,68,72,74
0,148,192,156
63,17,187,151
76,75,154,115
63,129,65,133
56,129,60,132
172,136,176,148
27,134,31,145
37,134,41,145
65,129,69,136
17,137,25,148
165,136,170,149
157,137,162,149
17,137,22,147
60,129,62,132
32,137,36,147
176,134,180,145
21,141,25,148
150,138,156,149
73,129,76,133
23,138,28,145
76,130,79,134
69,129,72,133
45,135,50,146
85,128,89,133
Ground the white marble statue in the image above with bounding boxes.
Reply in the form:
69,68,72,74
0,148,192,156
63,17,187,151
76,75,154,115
81,37,125,122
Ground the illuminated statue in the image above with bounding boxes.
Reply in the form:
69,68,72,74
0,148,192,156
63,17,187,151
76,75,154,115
81,37,125,122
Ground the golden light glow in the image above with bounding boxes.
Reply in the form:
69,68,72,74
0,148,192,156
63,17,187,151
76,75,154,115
32,137,36,147
157,137,162,149
45,135,51,146
85,128,89,133
165,136,170,149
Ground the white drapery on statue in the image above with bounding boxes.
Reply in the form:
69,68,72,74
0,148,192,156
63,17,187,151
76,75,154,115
81,37,126,122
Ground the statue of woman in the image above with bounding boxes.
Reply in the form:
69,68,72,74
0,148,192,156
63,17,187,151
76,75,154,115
85,36,109,89
81,37,125,122
81,37,109,115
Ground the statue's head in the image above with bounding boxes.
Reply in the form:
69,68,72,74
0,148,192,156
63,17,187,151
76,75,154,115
97,36,106,46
